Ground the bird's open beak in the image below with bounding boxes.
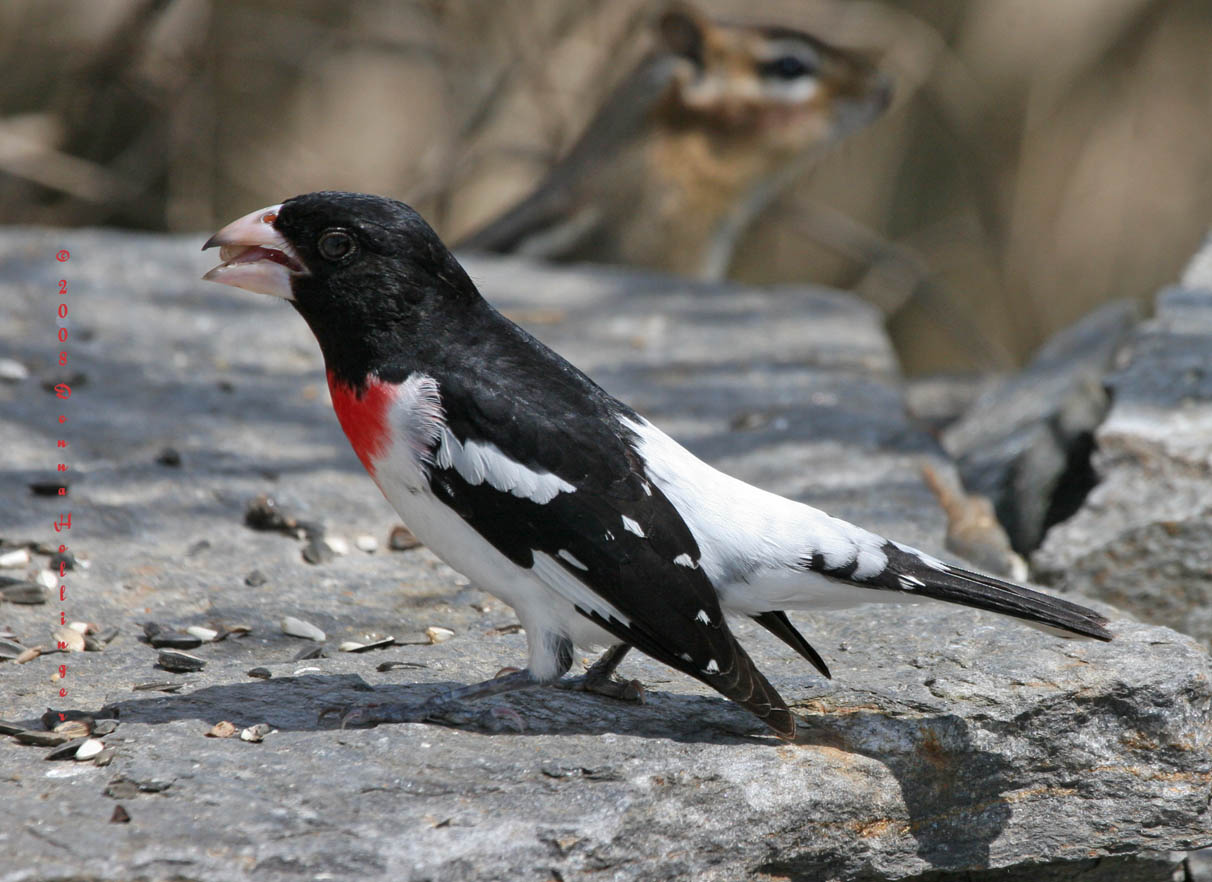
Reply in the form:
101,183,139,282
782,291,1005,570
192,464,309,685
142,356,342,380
202,204,306,300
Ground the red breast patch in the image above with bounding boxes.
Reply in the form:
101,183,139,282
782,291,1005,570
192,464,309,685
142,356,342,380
327,371,395,476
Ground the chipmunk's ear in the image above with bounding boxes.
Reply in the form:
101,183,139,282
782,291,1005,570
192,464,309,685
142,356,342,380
658,3,707,66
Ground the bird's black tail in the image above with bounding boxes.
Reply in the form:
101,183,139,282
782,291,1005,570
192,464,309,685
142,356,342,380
877,542,1112,641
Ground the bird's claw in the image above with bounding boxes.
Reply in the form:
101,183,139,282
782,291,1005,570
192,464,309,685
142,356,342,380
555,674,646,704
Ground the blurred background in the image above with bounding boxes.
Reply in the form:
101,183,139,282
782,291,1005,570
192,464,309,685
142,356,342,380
3,0,1210,373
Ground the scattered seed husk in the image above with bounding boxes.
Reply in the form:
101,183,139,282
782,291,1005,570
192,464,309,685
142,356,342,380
376,661,428,672
239,723,272,743
0,548,31,568
281,616,325,642
243,493,309,536
323,535,350,556
355,534,378,553
0,581,47,604
83,635,105,652
292,644,328,661
488,623,524,635
185,626,219,643
16,647,41,663
75,738,104,760
247,667,271,680
0,638,25,660
96,626,120,645
92,719,119,736
48,549,76,571
155,447,181,467
44,736,89,760
144,622,202,649
35,570,57,590
53,627,85,653
53,719,91,739
93,746,117,766
426,626,455,644
388,524,422,551
339,637,395,653
244,570,267,587
206,720,238,738
301,534,333,565
132,681,184,692
0,720,25,735
110,805,130,823
67,621,93,635
29,479,67,497
222,624,252,638
43,707,111,729
0,357,30,381
13,728,72,746
156,650,205,673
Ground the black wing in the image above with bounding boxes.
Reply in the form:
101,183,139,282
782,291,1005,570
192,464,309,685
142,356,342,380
388,326,797,737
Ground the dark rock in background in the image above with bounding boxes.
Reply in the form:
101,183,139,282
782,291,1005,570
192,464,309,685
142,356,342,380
0,230,1207,881
1035,237,1212,647
943,300,1141,554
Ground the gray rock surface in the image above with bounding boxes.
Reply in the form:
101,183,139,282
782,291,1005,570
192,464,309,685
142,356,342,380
943,300,1141,553
1034,236,1212,646
0,229,1208,881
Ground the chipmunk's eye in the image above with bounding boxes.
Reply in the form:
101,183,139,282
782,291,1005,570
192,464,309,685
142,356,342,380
318,229,355,262
761,55,814,80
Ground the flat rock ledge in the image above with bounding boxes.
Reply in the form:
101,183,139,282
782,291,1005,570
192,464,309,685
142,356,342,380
0,230,1209,881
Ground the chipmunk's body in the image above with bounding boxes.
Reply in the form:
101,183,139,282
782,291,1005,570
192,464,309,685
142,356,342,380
458,4,891,279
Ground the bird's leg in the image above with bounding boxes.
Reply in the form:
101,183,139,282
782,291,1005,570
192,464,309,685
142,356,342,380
553,643,645,703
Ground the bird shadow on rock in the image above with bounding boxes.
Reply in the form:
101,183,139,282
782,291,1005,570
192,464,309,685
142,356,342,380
762,704,1016,878
94,672,773,746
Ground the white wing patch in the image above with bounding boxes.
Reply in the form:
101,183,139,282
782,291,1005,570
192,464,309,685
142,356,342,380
673,553,696,568
435,430,576,505
621,515,645,538
531,552,630,628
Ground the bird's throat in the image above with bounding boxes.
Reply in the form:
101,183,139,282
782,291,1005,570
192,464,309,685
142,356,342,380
327,370,395,476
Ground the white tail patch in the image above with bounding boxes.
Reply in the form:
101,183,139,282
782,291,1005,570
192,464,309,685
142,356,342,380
674,553,696,568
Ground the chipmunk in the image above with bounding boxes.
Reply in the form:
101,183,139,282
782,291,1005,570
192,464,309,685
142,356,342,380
457,2,891,280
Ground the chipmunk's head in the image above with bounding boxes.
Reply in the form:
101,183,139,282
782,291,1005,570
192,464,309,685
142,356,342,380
657,3,891,153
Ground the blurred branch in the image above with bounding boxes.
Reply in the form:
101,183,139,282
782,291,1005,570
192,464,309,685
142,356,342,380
0,116,137,203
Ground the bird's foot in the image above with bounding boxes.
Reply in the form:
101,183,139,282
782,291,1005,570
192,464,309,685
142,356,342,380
554,672,646,704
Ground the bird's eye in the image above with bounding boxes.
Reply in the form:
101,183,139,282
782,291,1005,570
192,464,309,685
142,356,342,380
318,230,355,261
761,55,813,80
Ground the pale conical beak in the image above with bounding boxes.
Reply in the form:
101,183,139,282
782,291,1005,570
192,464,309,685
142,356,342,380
202,204,306,299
